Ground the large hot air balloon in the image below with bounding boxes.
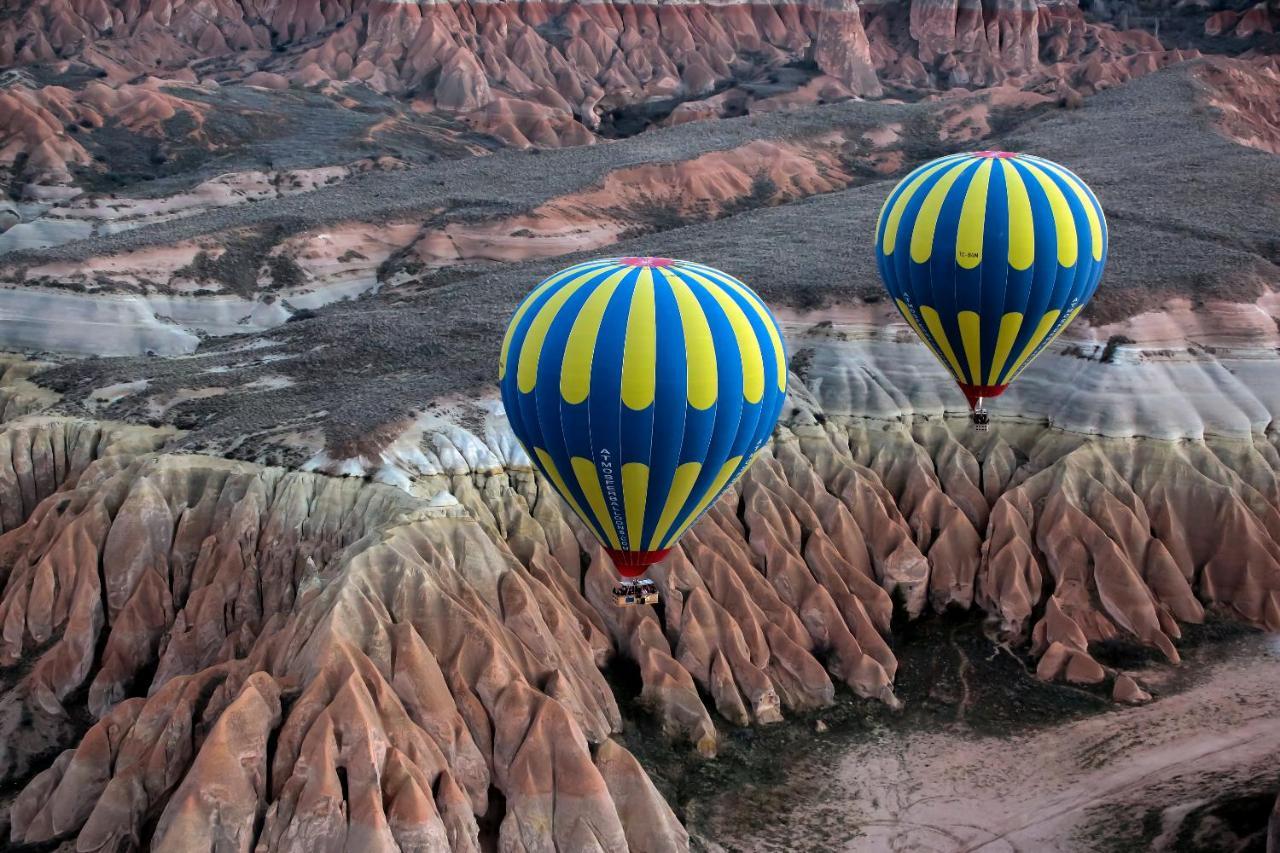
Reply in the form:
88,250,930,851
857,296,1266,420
499,257,787,603
874,151,1107,428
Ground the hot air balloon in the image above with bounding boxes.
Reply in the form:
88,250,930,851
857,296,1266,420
874,151,1107,429
499,257,788,605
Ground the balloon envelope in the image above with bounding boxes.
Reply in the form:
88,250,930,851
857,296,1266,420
499,257,788,577
875,151,1107,409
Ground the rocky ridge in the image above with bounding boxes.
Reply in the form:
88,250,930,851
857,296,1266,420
0,0,1277,846
0,360,1275,848
0,0,1209,195
3,56,1276,369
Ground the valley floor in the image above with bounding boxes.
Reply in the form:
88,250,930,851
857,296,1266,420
690,632,1280,852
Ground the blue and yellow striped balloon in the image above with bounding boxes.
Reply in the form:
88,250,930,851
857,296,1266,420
875,151,1107,409
499,257,788,577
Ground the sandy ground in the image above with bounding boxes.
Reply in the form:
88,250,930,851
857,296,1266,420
694,633,1280,852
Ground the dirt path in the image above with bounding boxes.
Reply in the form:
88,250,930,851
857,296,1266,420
697,634,1280,852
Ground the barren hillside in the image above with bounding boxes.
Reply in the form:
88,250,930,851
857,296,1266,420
0,0,1277,849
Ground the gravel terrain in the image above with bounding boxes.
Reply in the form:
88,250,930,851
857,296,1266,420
21,61,1279,459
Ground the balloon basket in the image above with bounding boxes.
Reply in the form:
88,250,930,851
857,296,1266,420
612,578,660,607
969,393,991,431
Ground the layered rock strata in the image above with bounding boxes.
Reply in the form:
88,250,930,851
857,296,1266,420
0,0,1202,192
0,395,1275,848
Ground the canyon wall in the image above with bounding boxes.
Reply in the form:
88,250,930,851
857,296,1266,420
0,364,1275,848
0,1,1276,846
0,0,1193,192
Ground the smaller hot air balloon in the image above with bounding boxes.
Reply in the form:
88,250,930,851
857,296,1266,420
874,151,1108,429
499,257,788,605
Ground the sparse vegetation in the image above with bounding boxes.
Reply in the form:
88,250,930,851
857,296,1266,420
795,286,827,311
266,254,304,289
789,346,815,382
173,228,293,297
1100,334,1134,364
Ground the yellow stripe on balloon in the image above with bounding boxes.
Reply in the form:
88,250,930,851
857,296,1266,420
534,448,591,533
1000,309,1060,384
1058,305,1085,346
663,455,743,547
894,298,944,363
1010,304,1084,383
987,312,1024,385
1056,305,1085,345
882,154,968,256
874,191,894,250
910,159,974,264
695,268,787,393
957,311,983,386
517,267,623,394
571,456,622,549
560,272,624,404
1026,156,1104,262
648,461,701,551
920,305,968,383
683,270,764,404
500,261,607,380
622,462,649,551
621,267,657,410
955,158,993,269
662,269,718,410
1020,161,1078,268
1001,160,1035,272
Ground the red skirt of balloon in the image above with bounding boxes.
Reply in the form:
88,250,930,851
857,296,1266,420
958,383,1008,411
606,548,671,578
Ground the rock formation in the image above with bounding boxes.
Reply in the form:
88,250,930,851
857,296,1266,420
0,0,1276,847
1270,791,1280,853
0,421,683,850
0,370,1275,847
1205,1,1280,39
908,0,1041,86
7,53,1275,362
0,0,1208,195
